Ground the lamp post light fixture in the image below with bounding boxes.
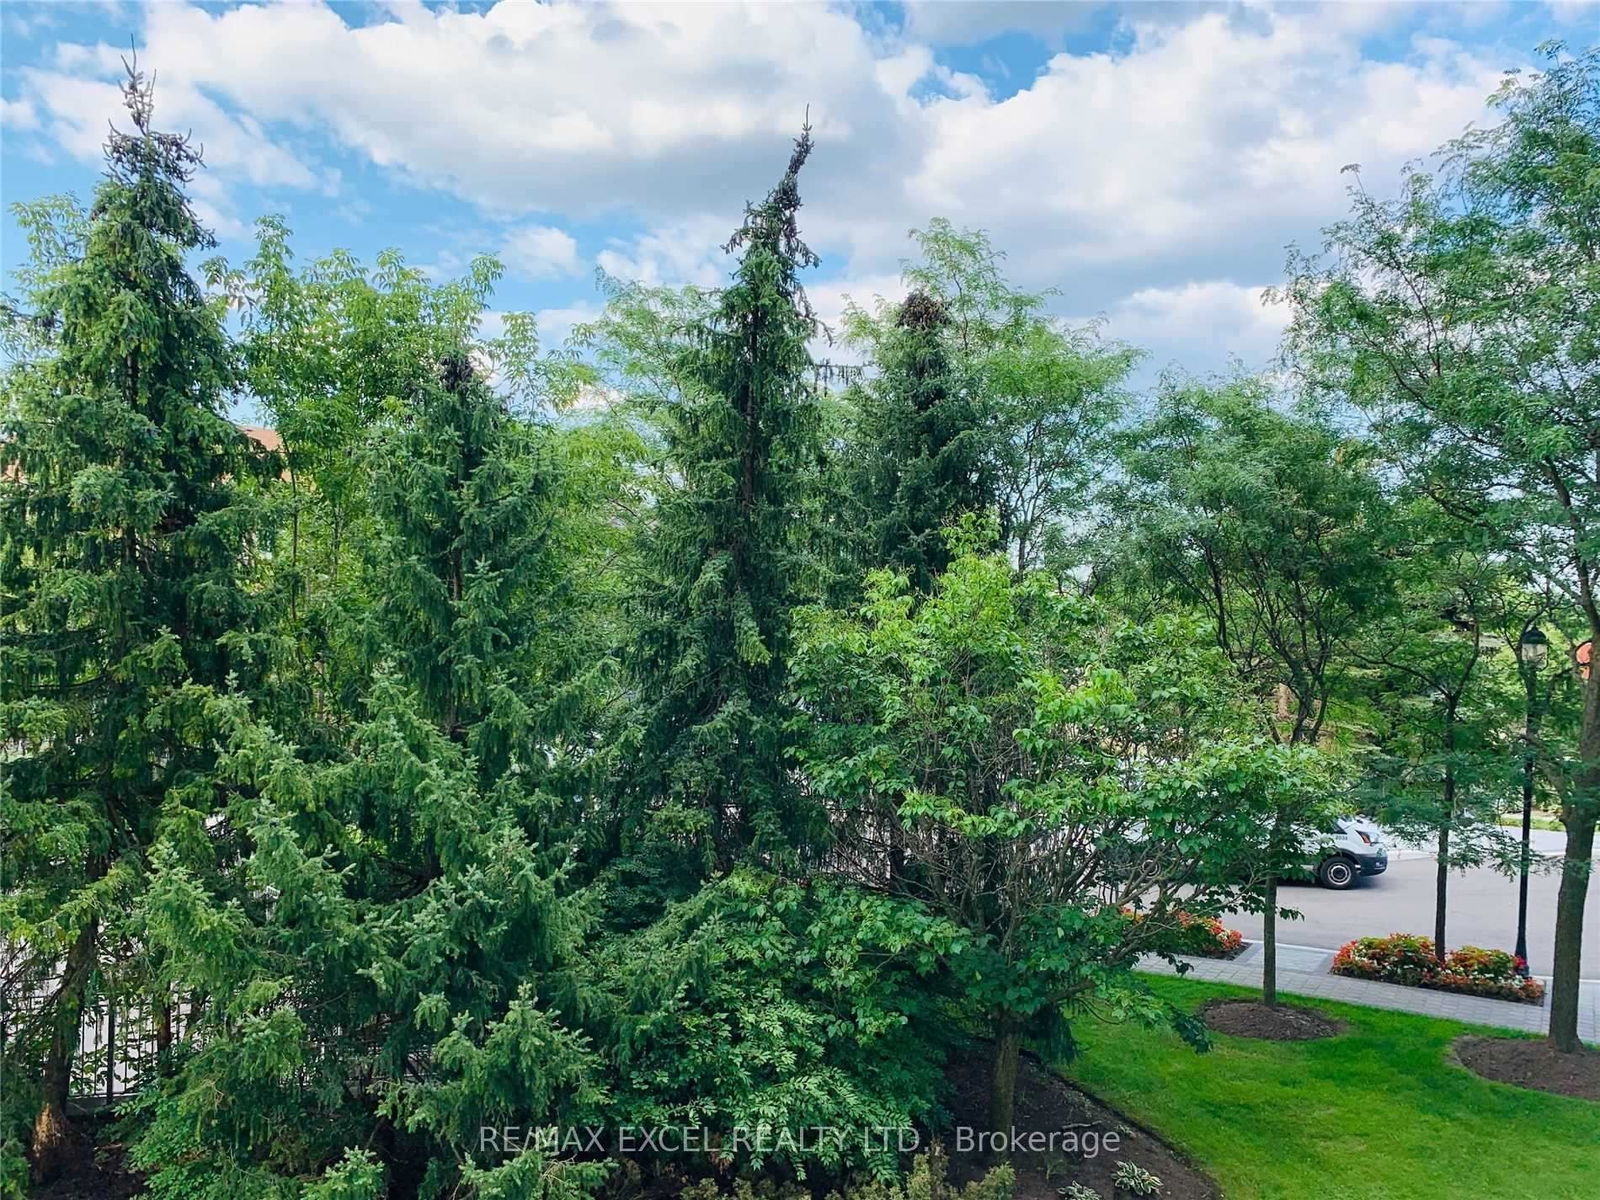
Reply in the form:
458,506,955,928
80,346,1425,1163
1513,625,1549,980
1520,625,1550,667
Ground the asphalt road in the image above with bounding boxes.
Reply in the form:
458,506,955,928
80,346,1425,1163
1224,856,1600,978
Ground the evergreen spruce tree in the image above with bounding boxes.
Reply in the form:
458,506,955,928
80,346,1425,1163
0,67,269,1176
220,227,524,744
623,128,824,887
847,289,992,592
128,349,603,1198
369,350,555,766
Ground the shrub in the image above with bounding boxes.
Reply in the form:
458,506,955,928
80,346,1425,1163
1331,933,1436,984
1446,945,1522,983
833,1147,1014,1200
602,874,954,1178
1125,909,1244,959
1111,1161,1162,1196
1331,935,1544,1004
680,1146,1014,1200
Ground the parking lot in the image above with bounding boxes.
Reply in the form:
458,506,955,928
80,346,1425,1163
1225,851,1600,977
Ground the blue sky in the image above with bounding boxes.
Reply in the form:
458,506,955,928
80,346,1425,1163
3,1,1595,393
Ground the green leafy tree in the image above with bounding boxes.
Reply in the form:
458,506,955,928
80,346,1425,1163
794,538,1332,1137
983,319,1137,577
1352,513,1520,959
1281,43,1600,1049
598,871,955,1181
0,69,272,1178
1103,377,1388,1005
622,128,824,890
850,222,1136,575
570,273,720,417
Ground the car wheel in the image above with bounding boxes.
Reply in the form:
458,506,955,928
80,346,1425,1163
1317,857,1357,890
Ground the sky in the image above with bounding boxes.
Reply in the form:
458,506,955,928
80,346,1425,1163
2,1,1596,396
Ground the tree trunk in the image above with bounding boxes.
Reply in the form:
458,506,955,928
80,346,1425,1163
1261,877,1278,1009
887,813,906,892
1433,822,1450,962
156,994,174,1074
1549,672,1599,1053
1435,705,1458,963
1549,815,1595,1052
989,1023,1021,1144
32,917,97,1179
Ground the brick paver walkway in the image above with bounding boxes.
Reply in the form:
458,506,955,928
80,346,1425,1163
1139,941,1600,1043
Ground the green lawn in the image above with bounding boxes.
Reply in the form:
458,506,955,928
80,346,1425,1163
1061,976,1599,1200
1497,814,1565,831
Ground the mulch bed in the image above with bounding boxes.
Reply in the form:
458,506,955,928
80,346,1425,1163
1199,999,1342,1042
1187,942,1247,963
943,1046,1220,1200
26,1127,143,1200
1454,1035,1600,1102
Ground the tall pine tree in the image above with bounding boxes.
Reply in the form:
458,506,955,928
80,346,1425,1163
369,351,554,759
127,347,603,1199
623,128,823,893
846,289,992,593
0,67,269,1175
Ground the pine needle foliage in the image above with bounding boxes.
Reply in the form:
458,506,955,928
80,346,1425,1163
845,289,992,593
0,63,271,1174
624,128,825,889
126,351,604,1199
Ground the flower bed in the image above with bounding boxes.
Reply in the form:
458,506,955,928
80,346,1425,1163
1129,909,1245,959
1331,934,1544,1005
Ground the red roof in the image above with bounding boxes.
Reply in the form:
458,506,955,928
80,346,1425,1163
239,425,283,453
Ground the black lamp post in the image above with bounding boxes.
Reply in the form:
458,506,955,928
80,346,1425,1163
1513,625,1548,980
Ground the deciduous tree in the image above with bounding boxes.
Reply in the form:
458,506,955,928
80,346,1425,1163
1282,43,1600,1049
795,541,1330,1137
1103,378,1387,1005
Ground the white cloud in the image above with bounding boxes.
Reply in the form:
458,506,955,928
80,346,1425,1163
501,224,580,280
17,60,320,190
84,0,926,223
813,270,909,332
594,216,731,288
2,5,58,40
532,301,602,352
7,1,1542,383
0,97,40,130
802,269,910,366
566,381,627,414
186,170,252,241
15,4,1509,279
901,8,1502,293
1089,279,1290,379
